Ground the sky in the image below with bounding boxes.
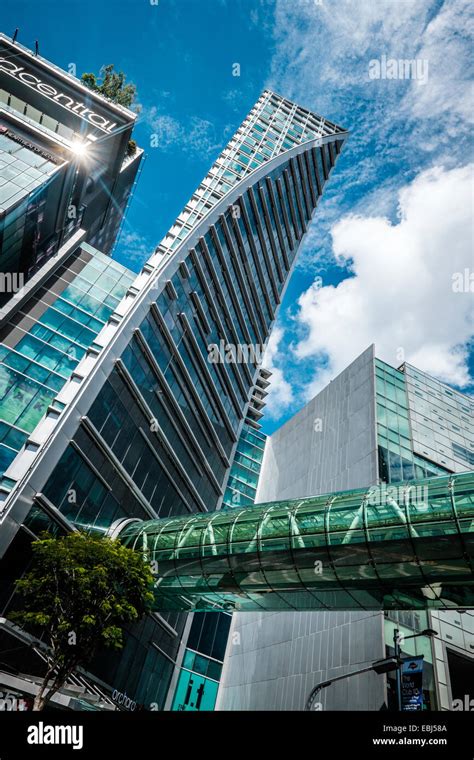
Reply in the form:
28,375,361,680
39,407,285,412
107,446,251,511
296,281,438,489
4,0,473,435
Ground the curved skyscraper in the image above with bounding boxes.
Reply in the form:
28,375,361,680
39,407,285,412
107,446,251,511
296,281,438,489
0,88,348,709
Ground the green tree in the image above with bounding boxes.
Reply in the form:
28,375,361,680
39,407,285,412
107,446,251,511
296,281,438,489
81,64,140,110
127,138,137,156
9,532,154,711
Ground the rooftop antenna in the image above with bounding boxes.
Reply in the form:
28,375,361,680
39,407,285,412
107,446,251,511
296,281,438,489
12,28,19,44
34,40,39,56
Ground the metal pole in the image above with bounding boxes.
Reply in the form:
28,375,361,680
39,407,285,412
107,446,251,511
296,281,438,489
394,628,402,711
305,660,397,711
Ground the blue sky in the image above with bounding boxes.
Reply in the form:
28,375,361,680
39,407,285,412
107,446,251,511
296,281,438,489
4,0,473,434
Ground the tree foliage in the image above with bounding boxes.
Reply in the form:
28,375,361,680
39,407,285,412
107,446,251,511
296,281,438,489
10,532,154,710
81,64,139,110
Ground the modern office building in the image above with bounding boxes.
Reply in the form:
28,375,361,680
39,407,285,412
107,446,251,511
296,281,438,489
0,239,135,479
167,611,232,711
0,81,349,710
0,33,142,299
221,366,269,511
166,368,270,711
216,345,474,711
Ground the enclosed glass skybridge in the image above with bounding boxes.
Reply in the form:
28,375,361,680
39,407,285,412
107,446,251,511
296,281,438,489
116,472,474,612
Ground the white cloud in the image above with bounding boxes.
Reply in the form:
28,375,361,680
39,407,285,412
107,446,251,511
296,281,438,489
115,229,153,270
269,0,433,105
267,0,474,264
294,163,474,397
145,108,182,150
184,116,223,159
262,326,295,418
261,0,474,419
143,107,225,159
402,0,474,129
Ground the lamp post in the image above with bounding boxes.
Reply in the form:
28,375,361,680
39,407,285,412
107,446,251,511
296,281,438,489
393,627,438,711
305,657,398,711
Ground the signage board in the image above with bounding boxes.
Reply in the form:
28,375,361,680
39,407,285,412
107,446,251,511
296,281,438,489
401,655,424,711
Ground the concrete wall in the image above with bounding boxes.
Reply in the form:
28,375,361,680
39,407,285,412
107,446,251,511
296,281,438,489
256,344,378,502
430,610,474,710
217,345,385,711
217,610,385,711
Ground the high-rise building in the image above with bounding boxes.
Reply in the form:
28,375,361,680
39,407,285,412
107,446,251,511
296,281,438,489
0,83,349,710
166,368,270,711
0,240,135,479
0,33,142,298
221,366,270,511
217,345,474,711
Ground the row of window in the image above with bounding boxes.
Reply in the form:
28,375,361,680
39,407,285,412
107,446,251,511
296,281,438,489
0,88,82,145
87,370,204,517
121,338,220,507
159,88,337,256
137,314,226,485
149,151,331,490
0,248,133,476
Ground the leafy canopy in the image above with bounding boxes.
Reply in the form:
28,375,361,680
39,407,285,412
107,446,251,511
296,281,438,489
10,532,154,669
81,64,139,110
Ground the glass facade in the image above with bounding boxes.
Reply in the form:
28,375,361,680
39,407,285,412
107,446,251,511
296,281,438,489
170,368,269,711
0,130,59,212
0,33,142,285
384,609,437,711
0,244,134,476
170,421,266,711
374,357,474,710
404,363,474,472
376,358,452,484
119,471,474,612
157,89,343,256
222,424,266,509
0,127,67,278
172,664,220,711
171,612,231,711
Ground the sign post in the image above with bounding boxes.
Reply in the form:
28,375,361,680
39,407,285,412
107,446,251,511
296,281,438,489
401,655,424,711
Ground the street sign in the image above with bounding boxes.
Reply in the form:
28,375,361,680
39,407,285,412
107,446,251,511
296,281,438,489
401,655,424,711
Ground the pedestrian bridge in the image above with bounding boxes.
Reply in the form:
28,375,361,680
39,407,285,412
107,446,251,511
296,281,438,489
116,472,474,612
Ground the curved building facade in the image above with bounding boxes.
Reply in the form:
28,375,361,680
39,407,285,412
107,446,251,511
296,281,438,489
117,471,474,612
0,89,348,709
